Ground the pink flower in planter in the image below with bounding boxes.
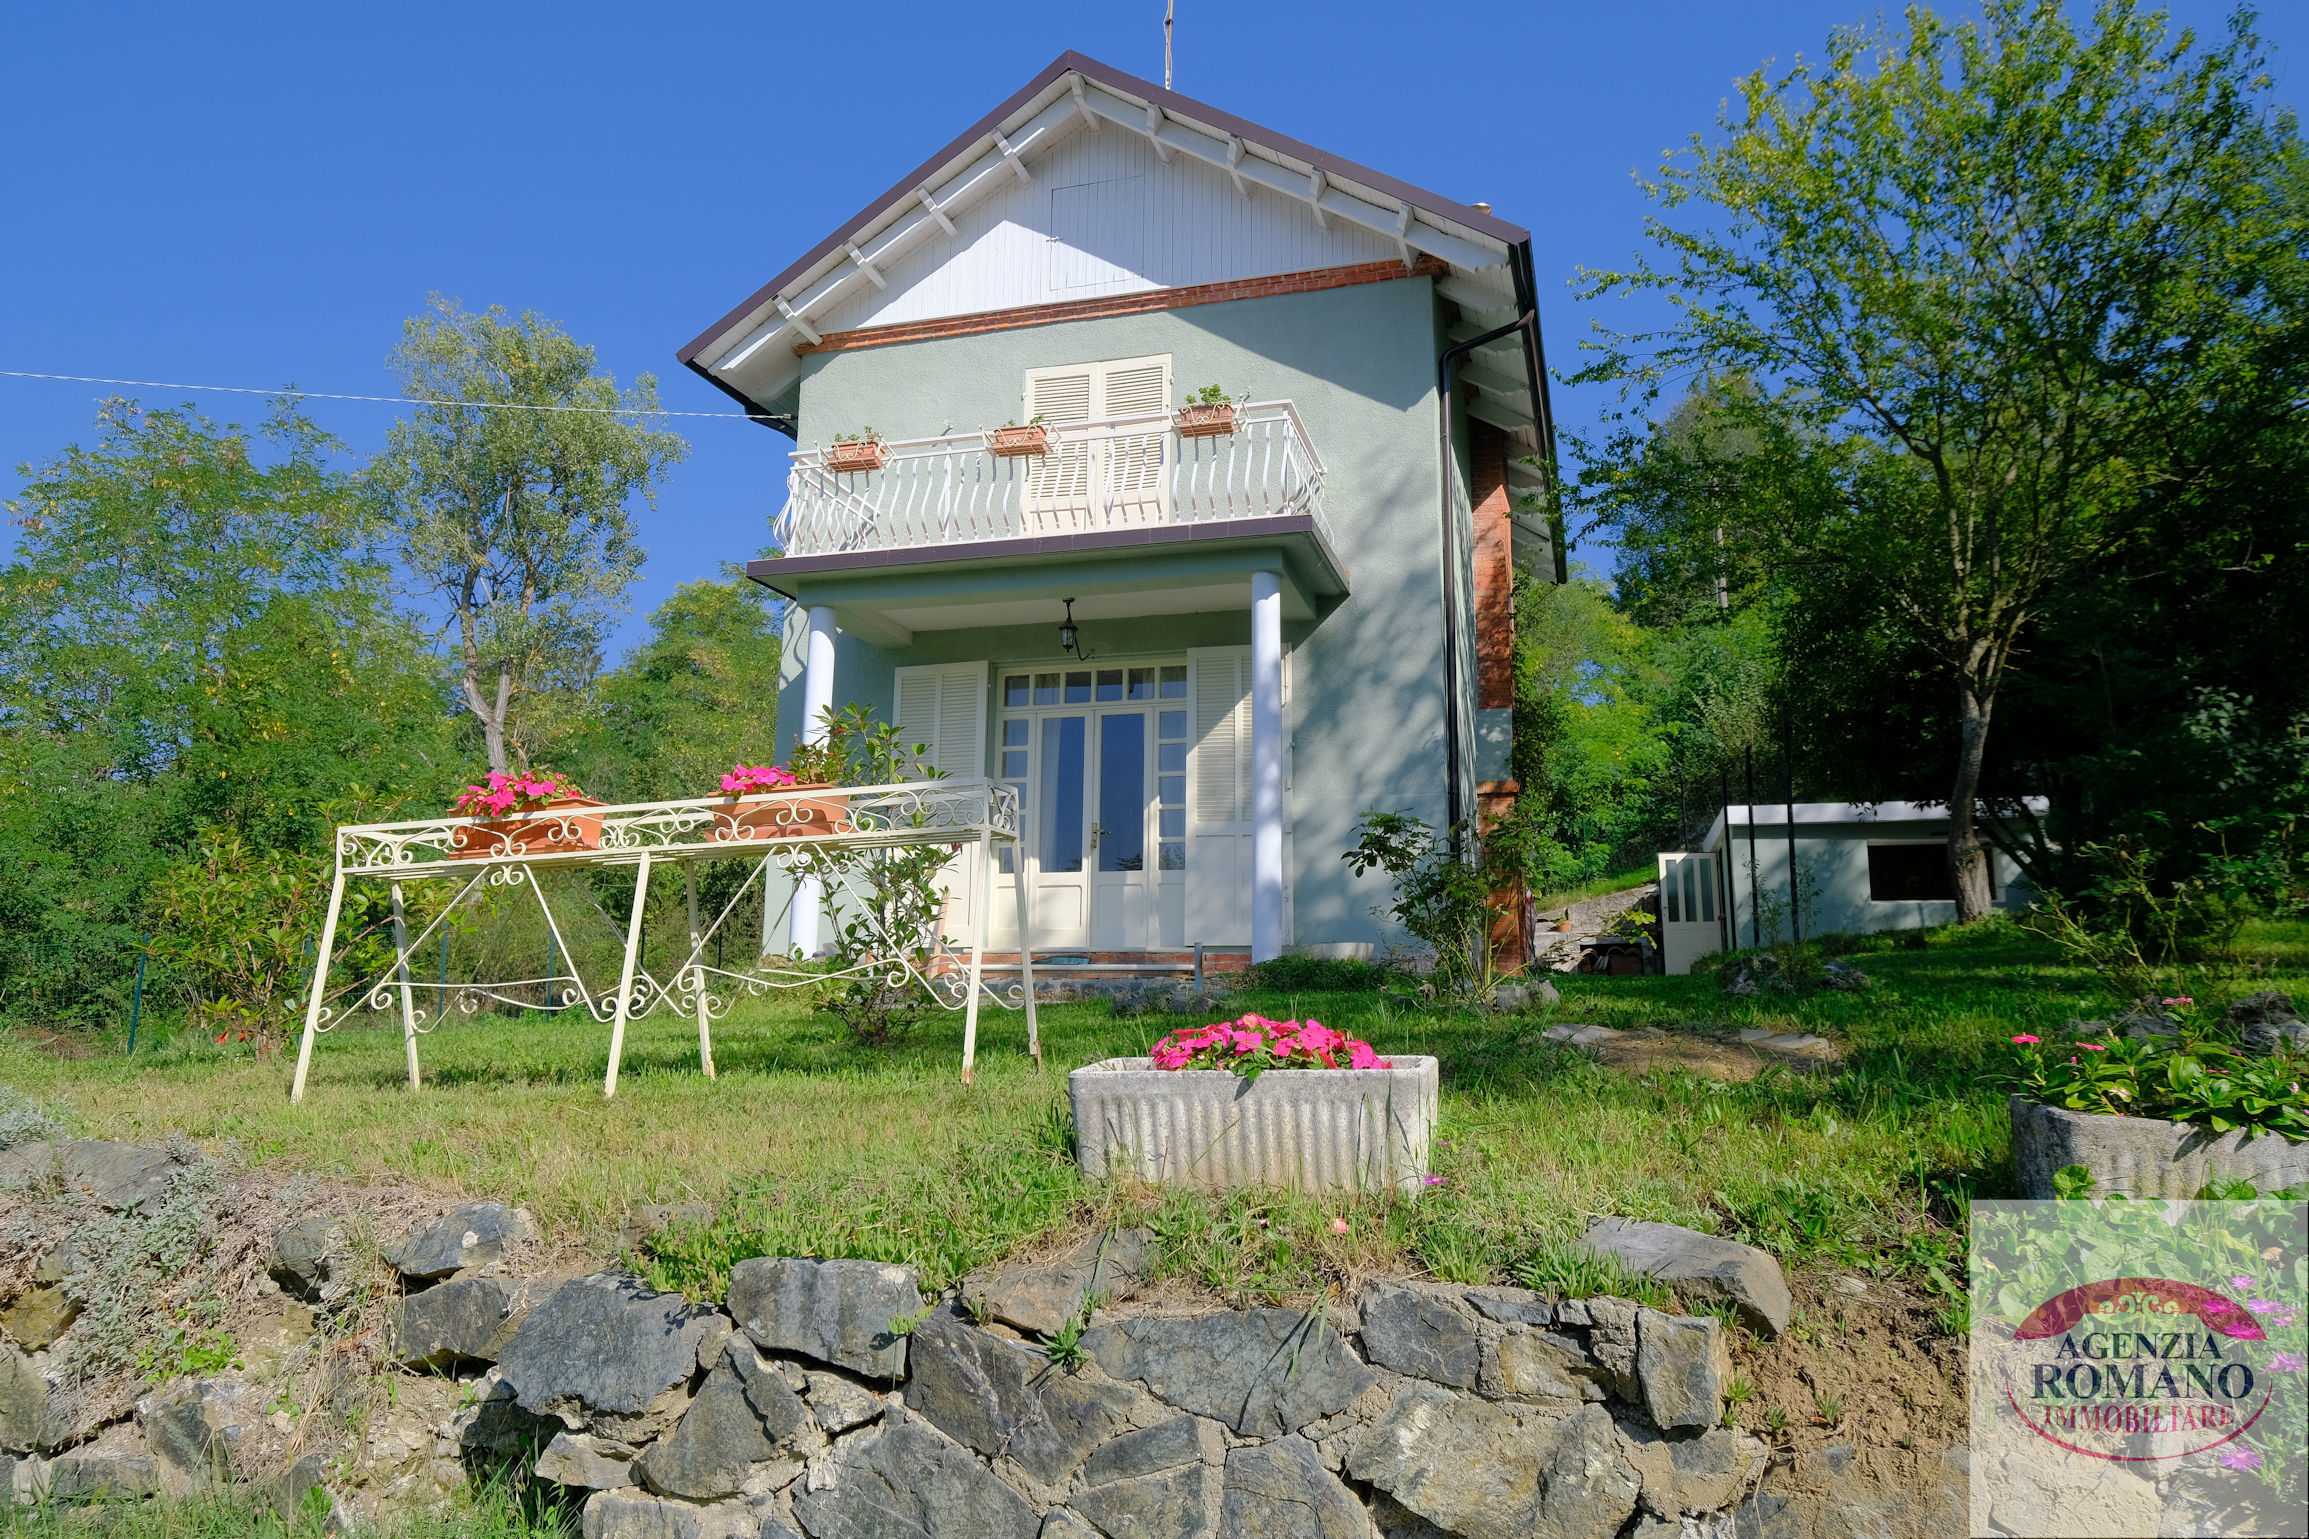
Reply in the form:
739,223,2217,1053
722,763,798,795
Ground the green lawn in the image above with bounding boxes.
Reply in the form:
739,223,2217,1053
7,916,2302,1315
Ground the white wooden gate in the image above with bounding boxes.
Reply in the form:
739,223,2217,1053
1657,851,1725,976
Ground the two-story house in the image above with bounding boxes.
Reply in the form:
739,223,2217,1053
678,52,1561,968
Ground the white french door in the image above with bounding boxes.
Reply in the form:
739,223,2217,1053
994,663,1187,950
1657,851,1725,975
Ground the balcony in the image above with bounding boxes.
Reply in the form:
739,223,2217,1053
770,402,1333,561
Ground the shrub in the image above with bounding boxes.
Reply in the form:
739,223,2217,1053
1245,955,1390,992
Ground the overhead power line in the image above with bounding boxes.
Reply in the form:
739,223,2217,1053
0,369,753,421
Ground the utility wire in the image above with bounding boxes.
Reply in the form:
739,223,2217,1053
0,369,752,421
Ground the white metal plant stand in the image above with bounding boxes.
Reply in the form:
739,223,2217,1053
287,779,1038,1102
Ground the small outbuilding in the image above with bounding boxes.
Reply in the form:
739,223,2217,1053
1655,800,2041,975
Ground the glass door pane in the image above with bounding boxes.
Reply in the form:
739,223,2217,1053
1039,716,1086,872
1097,713,1146,872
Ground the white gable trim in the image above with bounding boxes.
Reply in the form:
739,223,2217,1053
690,62,1519,410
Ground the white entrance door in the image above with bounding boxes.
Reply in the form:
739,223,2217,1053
1032,711,1092,948
994,664,1186,950
1091,708,1154,947
1657,851,1725,975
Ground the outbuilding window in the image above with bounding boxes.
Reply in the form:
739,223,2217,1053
1867,843,1955,902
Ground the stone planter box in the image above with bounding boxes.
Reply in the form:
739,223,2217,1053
1070,1056,1438,1194
2010,1095,2309,1199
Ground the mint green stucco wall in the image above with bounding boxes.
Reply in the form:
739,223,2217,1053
766,275,1464,949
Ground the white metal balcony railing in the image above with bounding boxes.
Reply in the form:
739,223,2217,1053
771,402,1332,560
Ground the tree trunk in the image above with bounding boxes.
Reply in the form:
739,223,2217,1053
1948,674,1996,921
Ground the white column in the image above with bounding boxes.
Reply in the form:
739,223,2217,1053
1250,571,1284,963
789,606,838,956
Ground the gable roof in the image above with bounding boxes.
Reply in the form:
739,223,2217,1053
677,50,1549,454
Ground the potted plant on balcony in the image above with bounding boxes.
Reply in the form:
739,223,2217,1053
448,770,604,858
1070,1014,1438,1193
988,414,1049,458
2003,1011,2308,1198
825,428,886,474
714,760,849,839
1174,384,1241,439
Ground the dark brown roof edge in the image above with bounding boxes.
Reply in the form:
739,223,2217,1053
675,50,1532,378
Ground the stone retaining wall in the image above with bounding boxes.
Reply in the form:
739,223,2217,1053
3,1188,1777,1537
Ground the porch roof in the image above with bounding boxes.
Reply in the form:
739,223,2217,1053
747,518,1343,650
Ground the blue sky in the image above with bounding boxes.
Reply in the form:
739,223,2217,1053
3,1,2299,662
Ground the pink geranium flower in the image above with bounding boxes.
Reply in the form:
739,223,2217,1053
2076,1042,2106,1052
2012,1034,2040,1045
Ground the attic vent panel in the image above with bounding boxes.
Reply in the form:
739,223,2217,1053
1049,177,1148,295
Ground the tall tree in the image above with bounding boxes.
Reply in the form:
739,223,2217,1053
0,400,457,1018
567,578,785,803
1575,0,2308,918
368,298,687,773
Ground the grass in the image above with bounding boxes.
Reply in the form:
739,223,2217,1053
1532,864,1658,912
7,915,2305,1314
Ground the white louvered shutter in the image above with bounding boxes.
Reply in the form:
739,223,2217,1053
1100,359,1170,512
1185,646,1252,943
892,661,989,936
1024,367,1094,515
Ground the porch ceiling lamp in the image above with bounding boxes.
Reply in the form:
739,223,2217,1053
1058,597,1092,661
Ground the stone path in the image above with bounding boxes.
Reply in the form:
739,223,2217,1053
1540,1022,1844,1080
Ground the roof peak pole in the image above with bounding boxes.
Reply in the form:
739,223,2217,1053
1165,0,1174,90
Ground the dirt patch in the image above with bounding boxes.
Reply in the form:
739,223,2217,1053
1540,1021,1844,1081
1726,1270,1968,1494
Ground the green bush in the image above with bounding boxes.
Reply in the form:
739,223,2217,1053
1244,955,1392,992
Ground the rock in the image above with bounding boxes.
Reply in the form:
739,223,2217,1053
1735,1438,1967,1538
1209,1437,1361,1538
804,1371,883,1434
1584,1297,1640,1402
1635,1309,1729,1429
0,1348,55,1452
1349,1386,1637,1539
17,1140,191,1210
638,1342,815,1502
393,1275,523,1368
0,1285,79,1350
1576,1219,1792,1338
388,1201,538,1280
2228,991,2309,1056
618,1203,716,1253
1492,984,1528,1011
139,1378,257,1488
1536,980,1562,1006
271,1451,334,1522
1669,1427,1764,1512
964,1229,1155,1338
1819,960,1870,991
268,1216,344,1301
1462,1286,1551,1328
48,1443,161,1501
496,1275,725,1434
1083,1308,1375,1438
1074,1464,1215,1538
789,1411,1040,1539
579,1487,760,1539
902,1314,1131,1485
1485,1327,1604,1403
536,1430,638,1490
1360,1285,1479,1388
728,1257,922,1381
1081,1414,1221,1486
1039,1511,1102,1539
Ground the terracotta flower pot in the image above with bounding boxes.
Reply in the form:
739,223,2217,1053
825,440,886,474
450,796,605,859
989,424,1050,458
1174,402,1237,439
717,783,850,840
